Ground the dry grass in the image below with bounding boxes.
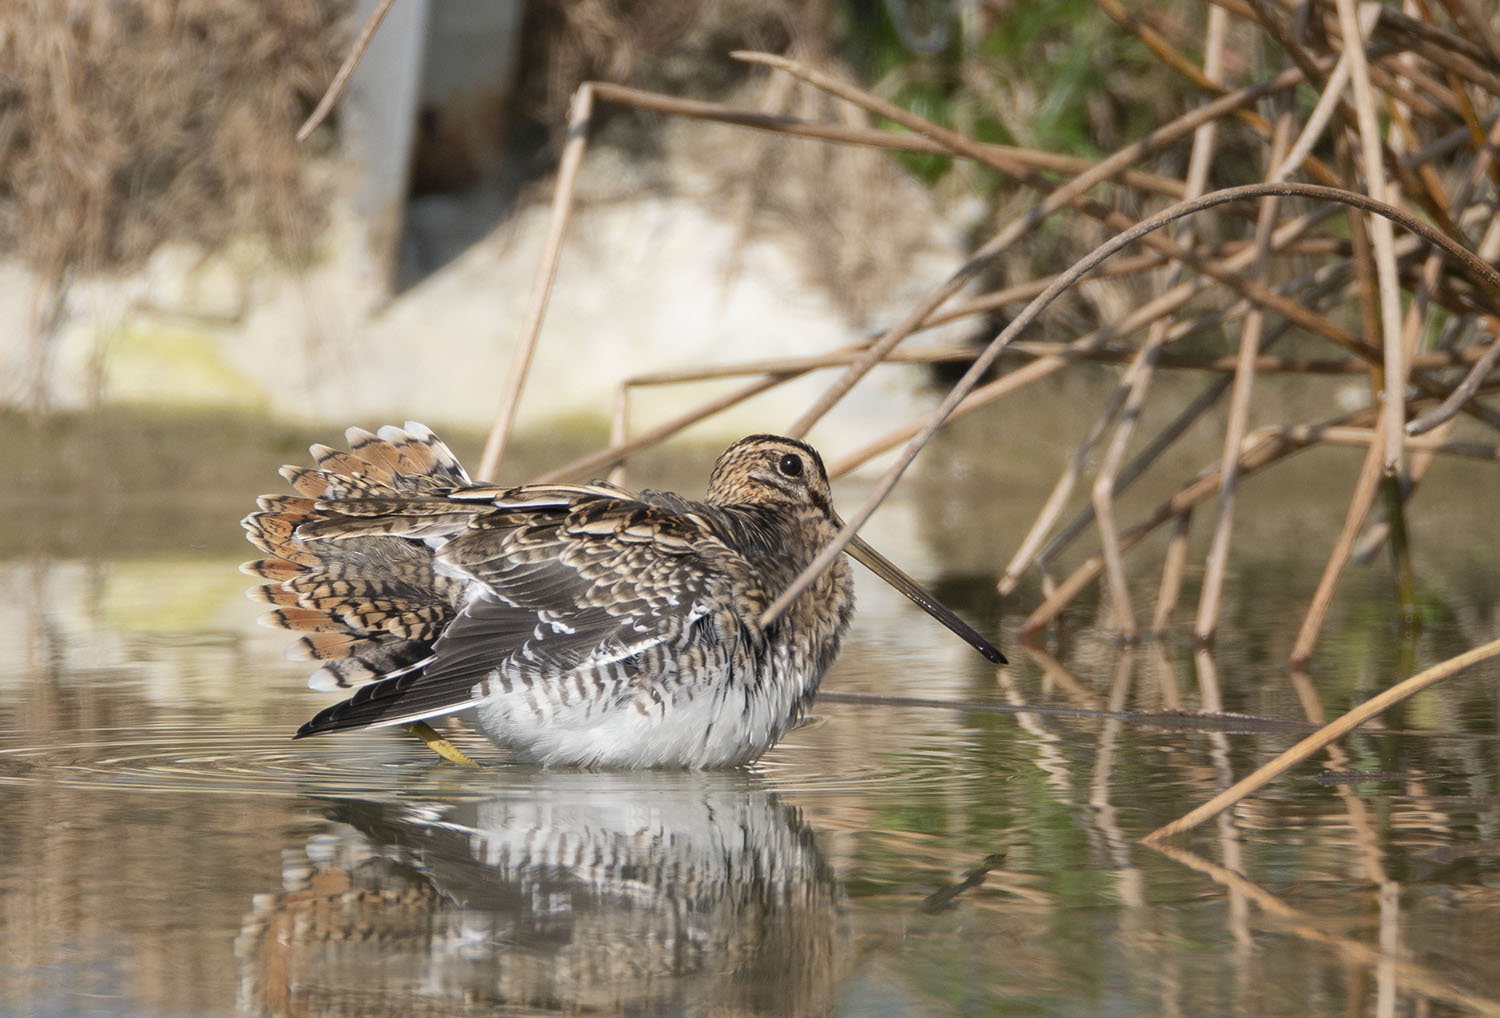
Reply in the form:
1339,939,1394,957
0,1,345,273
0,0,346,411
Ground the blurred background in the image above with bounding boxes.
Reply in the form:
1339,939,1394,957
0,0,1189,444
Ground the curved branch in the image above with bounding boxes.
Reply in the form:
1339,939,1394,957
759,181,1500,629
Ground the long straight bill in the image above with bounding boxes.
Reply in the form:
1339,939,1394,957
844,533,1006,664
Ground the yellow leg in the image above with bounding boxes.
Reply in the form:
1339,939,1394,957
405,721,481,767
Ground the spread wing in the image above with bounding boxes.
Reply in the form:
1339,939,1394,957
294,494,753,737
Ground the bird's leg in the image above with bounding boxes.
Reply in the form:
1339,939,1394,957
405,721,480,767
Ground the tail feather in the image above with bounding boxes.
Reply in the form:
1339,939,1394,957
242,512,322,565
308,647,435,691
310,444,396,485
240,557,302,581
288,632,364,660
250,584,302,607
280,466,391,500
391,421,471,487
343,427,406,476
261,605,351,632
242,422,477,695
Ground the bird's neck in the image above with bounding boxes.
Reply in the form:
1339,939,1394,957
709,503,837,588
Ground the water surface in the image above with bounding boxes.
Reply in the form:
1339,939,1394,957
2,431,1498,1017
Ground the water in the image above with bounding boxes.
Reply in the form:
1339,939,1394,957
3,443,1500,1016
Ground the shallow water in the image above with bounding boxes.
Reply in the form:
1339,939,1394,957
3,492,1500,1016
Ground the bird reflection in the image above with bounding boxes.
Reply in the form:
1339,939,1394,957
237,772,845,1016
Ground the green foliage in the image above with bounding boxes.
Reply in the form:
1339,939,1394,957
838,0,1160,190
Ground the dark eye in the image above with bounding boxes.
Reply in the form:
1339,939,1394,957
777,453,804,478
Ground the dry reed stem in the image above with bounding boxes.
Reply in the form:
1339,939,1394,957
1288,428,1386,666
1309,426,1500,459
1333,0,1409,473
1091,8,1231,638
1014,346,1495,374
1021,410,1379,634
1148,840,1500,1016
297,0,395,141
1439,0,1500,64
1150,513,1192,637
585,82,1189,199
607,381,630,488
1407,114,1500,434
478,84,595,481
531,374,793,484
1144,636,1500,843
1000,211,1341,590
622,344,980,387
734,51,1317,441
1410,325,1500,434
1194,106,1292,642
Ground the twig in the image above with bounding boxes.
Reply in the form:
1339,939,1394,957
1195,104,1291,642
732,50,1319,440
761,181,1500,629
585,82,1189,199
1143,637,1500,842
297,0,396,142
1288,427,1387,666
478,85,594,480
530,372,795,484
1335,0,1408,472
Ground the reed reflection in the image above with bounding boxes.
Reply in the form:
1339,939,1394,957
237,772,845,1017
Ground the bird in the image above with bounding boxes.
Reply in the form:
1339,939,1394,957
242,423,1004,768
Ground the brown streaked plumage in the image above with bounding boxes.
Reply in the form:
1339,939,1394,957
242,424,1003,768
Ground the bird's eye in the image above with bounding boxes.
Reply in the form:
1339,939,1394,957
777,453,804,478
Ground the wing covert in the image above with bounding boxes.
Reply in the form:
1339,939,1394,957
295,496,745,736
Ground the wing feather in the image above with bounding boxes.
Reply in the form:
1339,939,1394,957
295,495,743,737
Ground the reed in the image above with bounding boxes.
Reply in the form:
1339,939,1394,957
300,0,1500,828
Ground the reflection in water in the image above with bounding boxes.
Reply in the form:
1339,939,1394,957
237,775,844,1017
5,543,1500,1016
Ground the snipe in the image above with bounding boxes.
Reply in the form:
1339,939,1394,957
242,424,1003,768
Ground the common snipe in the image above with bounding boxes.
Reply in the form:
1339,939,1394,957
243,424,1003,767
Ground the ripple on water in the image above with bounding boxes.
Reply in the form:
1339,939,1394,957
754,716,998,798
0,723,522,800
0,702,1002,799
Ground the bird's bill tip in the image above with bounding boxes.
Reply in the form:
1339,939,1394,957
844,534,1006,664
